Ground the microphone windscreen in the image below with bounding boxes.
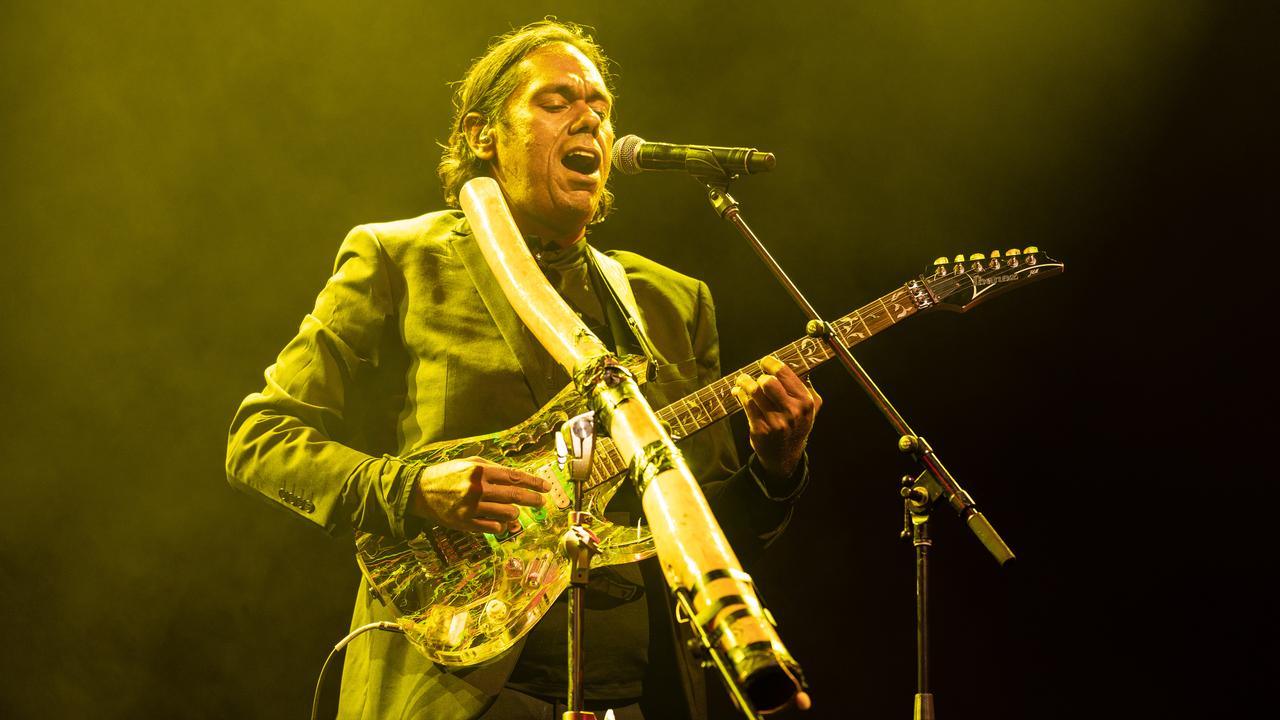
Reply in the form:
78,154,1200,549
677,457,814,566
612,134,645,175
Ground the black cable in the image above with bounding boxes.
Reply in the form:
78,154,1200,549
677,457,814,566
310,621,405,720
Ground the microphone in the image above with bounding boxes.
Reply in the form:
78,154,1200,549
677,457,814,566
612,134,775,177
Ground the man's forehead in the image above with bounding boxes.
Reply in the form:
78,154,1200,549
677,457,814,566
516,43,611,101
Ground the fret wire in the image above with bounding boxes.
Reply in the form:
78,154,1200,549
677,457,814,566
669,406,688,438
596,443,612,477
585,441,621,492
697,387,722,421
776,345,800,372
688,386,703,408
828,318,853,348
714,385,729,415
581,289,919,493
857,309,874,337
875,297,896,325
695,386,715,415
684,392,702,427
710,378,732,404
604,444,621,477
692,385,715,421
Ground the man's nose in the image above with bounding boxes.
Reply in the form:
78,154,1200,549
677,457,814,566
570,103,602,136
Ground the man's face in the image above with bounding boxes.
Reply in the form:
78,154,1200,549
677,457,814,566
488,43,614,244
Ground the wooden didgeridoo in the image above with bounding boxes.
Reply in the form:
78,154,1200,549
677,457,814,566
461,177,806,715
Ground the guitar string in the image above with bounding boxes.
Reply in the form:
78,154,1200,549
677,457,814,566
571,260,1056,495
575,313,883,494
361,261,1051,656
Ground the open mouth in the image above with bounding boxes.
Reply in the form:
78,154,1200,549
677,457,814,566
561,149,601,176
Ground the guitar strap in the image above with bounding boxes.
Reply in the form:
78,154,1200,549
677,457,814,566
589,248,717,720
587,247,662,381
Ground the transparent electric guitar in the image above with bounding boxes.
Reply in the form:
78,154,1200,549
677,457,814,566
355,248,1064,666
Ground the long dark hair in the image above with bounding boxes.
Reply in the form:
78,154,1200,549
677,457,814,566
437,20,616,224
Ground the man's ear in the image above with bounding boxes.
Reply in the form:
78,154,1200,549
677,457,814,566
463,112,496,161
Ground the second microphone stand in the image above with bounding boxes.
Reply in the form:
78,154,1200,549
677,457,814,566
557,411,603,720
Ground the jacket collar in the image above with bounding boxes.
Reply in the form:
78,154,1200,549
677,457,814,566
449,215,567,406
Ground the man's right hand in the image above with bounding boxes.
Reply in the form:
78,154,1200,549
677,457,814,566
408,457,550,534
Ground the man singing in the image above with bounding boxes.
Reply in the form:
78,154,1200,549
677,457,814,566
227,20,819,720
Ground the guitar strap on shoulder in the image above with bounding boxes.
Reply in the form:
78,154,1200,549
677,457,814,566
588,247,662,380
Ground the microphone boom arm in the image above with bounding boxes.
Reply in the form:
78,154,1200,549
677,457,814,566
699,174,1014,566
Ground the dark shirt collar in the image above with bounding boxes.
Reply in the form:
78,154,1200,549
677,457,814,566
451,212,589,271
528,235,589,272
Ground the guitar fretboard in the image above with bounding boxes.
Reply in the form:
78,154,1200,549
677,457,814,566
583,284,920,489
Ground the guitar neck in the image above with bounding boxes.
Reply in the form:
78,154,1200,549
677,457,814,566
585,283,921,486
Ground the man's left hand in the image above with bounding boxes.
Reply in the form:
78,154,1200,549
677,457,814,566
731,355,822,478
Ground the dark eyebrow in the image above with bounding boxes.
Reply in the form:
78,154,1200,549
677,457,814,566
534,82,612,107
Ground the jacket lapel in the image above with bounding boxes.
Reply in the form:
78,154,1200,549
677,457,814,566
450,220,565,406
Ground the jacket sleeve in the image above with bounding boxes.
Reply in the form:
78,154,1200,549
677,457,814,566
225,225,420,539
682,280,809,562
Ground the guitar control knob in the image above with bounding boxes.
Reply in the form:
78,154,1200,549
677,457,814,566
485,598,509,622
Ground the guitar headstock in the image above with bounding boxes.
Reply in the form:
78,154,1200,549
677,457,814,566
910,247,1064,313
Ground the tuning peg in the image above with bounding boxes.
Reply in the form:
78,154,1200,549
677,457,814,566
968,253,985,261
1005,248,1021,256
933,257,949,265
953,254,965,263
1023,246,1039,254
989,250,1002,258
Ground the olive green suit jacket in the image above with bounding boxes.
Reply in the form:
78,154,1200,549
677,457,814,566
227,210,800,719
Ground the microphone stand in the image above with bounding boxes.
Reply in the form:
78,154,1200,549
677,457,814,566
901,471,936,720
693,172,1015,719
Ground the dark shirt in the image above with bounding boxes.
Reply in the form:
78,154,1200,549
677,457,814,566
506,237,650,701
